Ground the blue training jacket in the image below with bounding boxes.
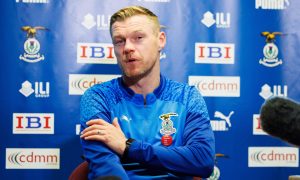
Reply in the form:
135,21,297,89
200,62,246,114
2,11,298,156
80,75,215,180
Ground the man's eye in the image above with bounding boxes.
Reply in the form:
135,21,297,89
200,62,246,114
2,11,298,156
114,40,125,46
136,36,143,40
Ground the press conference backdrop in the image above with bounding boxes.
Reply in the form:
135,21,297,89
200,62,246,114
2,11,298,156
1,0,300,179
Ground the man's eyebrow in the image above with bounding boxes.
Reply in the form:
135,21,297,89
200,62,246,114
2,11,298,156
129,30,146,37
113,30,146,39
131,30,145,34
112,35,122,38
112,34,124,40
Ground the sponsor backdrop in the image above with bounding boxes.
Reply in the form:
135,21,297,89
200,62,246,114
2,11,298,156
1,0,299,179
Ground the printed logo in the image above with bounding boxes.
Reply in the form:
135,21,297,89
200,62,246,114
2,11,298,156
259,84,288,100
195,43,235,64
159,113,177,135
248,147,299,167
201,11,230,28
69,74,120,95
6,148,60,169
208,166,221,180
19,26,47,63
253,114,267,135
208,153,228,180
77,43,117,64
19,81,50,98
16,0,49,3
259,32,283,67
189,76,240,97
256,0,290,9
211,111,234,131
78,42,165,62
82,14,111,30
13,113,54,134
120,115,131,123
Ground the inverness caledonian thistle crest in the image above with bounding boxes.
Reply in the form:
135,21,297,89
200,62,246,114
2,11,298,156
19,26,47,63
159,113,177,135
259,31,283,67
159,113,178,146
207,153,229,180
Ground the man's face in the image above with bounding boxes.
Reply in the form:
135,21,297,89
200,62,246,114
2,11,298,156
111,15,165,78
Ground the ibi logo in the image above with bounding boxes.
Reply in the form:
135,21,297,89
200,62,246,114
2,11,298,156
195,43,235,64
253,114,267,135
13,113,54,134
77,43,117,64
19,80,50,98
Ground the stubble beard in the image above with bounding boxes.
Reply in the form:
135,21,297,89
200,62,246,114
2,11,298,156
121,57,159,84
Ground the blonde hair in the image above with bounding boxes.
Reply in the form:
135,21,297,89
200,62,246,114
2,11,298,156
110,6,161,34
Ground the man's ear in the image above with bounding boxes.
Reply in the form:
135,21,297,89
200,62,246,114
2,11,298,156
158,31,166,51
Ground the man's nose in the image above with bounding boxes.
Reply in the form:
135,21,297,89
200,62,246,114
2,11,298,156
124,40,134,54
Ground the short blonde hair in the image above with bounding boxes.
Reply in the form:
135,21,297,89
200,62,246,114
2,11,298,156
110,6,160,35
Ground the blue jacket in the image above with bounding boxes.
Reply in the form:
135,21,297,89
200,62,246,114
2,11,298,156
80,75,215,179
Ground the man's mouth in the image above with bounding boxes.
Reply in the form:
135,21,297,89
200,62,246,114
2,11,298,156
126,58,138,63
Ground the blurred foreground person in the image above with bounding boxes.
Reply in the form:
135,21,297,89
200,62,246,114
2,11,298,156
260,97,300,146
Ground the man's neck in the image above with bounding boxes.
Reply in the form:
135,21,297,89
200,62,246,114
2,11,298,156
123,72,160,97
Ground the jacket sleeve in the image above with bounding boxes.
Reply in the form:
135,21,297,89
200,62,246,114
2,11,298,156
126,87,215,178
80,87,129,180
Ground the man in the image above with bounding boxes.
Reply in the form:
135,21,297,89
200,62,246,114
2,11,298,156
80,6,215,180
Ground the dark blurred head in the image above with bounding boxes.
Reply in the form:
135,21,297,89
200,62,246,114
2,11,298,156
260,97,300,146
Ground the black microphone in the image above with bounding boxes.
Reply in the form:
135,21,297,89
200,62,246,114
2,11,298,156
260,97,300,146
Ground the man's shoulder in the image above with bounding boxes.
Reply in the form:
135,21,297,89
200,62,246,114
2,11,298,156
81,78,121,104
86,78,119,95
161,77,198,103
165,78,194,93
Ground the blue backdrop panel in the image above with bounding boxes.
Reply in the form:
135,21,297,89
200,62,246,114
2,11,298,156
1,0,299,179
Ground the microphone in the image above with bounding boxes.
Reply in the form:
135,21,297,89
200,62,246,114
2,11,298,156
260,97,300,146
